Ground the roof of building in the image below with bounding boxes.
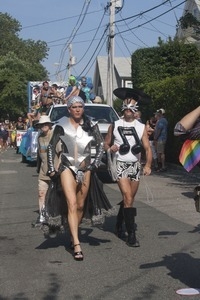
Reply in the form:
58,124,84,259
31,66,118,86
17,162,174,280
93,56,132,101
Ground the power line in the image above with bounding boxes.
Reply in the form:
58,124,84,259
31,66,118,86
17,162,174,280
46,2,172,45
48,0,185,80
115,0,186,35
57,0,92,75
168,0,180,24
118,12,149,47
47,26,106,44
114,0,172,24
115,34,132,56
68,0,186,78
78,25,109,77
21,8,103,30
141,15,169,38
76,5,107,66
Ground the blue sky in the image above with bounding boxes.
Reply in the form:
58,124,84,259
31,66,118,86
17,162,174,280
1,0,186,82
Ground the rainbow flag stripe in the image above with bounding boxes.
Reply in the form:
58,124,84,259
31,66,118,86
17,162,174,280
179,139,200,172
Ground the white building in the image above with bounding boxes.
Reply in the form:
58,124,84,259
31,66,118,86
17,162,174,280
176,0,200,47
92,56,132,101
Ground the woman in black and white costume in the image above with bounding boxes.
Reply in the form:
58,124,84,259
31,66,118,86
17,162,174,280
46,95,105,261
104,88,152,247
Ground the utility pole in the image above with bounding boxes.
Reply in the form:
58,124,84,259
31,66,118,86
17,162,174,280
67,44,72,79
107,0,115,106
67,44,76,80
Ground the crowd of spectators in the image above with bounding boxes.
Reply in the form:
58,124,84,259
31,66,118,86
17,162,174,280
0,76,103,153
0,117,27,152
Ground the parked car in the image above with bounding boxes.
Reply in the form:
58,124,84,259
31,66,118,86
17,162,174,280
19,126,38,163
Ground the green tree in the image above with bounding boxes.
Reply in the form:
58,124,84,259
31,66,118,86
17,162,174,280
0,13,49,120
131,39,200,163
132,39,200,88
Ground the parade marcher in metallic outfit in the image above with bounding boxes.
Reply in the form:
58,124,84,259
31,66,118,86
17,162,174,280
34,115,55,226
104,88,152,247
46,96,104,261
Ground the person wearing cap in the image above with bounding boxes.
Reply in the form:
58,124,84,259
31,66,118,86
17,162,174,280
92,95,103,104
46,95,105,261
104,87,152,247
154,108,168,172
157,108,165,115
34,115,54,226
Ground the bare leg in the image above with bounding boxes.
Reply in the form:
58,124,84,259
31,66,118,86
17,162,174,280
61,169,90,257
117,178,140,207
38,190,45,211
76,171,91,224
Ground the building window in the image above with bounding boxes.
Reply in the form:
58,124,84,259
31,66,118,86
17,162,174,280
125,81,133,88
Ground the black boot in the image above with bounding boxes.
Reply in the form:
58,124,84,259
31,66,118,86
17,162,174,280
115,201,124,238
124,207,140,247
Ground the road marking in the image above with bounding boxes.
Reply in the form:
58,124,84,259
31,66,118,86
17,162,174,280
1,159,21,163
0,170,17,174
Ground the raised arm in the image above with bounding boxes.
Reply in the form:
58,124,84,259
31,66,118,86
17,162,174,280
174,106,200,137
177,106,200,131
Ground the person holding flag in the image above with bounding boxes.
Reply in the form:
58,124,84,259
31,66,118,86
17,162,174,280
174,106,200,172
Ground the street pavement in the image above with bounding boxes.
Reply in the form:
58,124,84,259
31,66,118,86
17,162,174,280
1,148,200,300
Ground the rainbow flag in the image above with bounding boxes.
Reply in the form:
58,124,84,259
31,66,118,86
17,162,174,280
179,139,200,172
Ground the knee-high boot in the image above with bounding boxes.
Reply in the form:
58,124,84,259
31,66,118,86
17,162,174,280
124,207,140,247
115,201,124,238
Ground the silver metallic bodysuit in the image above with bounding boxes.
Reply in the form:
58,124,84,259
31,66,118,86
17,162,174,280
58,117,104,178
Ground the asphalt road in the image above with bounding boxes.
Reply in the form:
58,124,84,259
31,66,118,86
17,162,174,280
1,148,200,300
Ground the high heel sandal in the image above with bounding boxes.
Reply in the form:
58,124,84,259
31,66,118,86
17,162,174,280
74,244,84,261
